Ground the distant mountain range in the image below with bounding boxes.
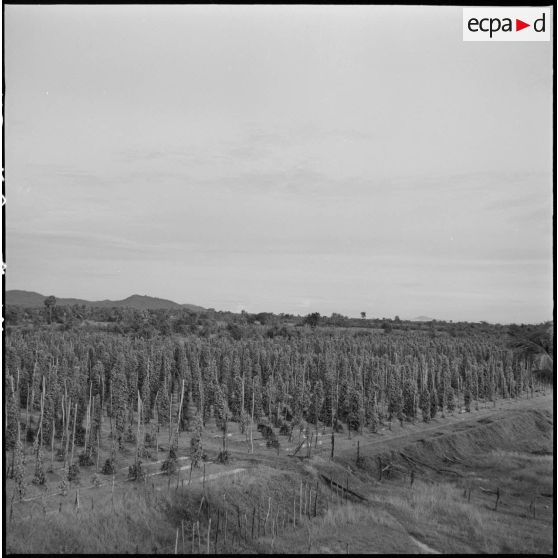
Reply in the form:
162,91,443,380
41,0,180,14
5,290,205,312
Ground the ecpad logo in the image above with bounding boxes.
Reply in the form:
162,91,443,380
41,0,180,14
463,8,551,41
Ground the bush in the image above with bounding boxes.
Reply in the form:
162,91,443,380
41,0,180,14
217,450,231,464
161,450,177,475
68,463,80,482
74,425,87,446
78,452,95,467
32,468,46,485
266,436,280,450
139,446,152,460
128,460,145,481
124,427,136,444
144,433,154,447
258,424,274,440
279,423,291,436
102,459,116,475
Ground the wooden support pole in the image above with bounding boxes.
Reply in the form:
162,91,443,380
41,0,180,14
51,419,56,471
207,518,211,554
265,496,271,534
214,510,220,550
70,402,78,465
299,481,303,521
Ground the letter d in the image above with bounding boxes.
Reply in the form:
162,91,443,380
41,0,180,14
534,13,545,32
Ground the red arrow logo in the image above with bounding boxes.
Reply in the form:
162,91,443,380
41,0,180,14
516,18,530,31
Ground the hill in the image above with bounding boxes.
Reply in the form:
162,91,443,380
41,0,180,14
5,290,205,312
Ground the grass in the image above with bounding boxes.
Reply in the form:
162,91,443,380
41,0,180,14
373,448,554,555
6,487,176,554
6,404,554,554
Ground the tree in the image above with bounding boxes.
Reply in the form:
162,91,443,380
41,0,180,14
360,312,366,320
508,322,554,376
190,413,203,468
44,296,57,324
111,356,128,450
420,388,431,422
402,379,417,421
303,312,321,328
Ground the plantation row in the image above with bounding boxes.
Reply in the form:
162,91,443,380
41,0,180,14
6,326,536,441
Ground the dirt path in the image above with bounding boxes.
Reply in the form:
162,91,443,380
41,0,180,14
334,392,553,461
408,535,440,554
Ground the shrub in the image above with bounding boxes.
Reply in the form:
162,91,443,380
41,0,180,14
102,459,116,475
32,467,46,485
266,436,280,450
124,427,136,444
258,424,274,440
78,452,95,467
68,463,80,482
161,457,177,475
217,450,231,464
128,460,145,481
279,423,291,436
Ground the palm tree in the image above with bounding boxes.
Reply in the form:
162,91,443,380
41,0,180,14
508,322,553,383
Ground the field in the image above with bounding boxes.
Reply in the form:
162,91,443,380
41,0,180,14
3,315,554,554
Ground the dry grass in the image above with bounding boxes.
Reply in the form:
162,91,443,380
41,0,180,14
7,404,553,554
6,488,176,554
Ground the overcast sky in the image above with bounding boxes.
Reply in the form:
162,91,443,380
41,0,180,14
5,5,553,323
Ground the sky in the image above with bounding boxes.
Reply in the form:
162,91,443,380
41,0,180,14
4,5,553,323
